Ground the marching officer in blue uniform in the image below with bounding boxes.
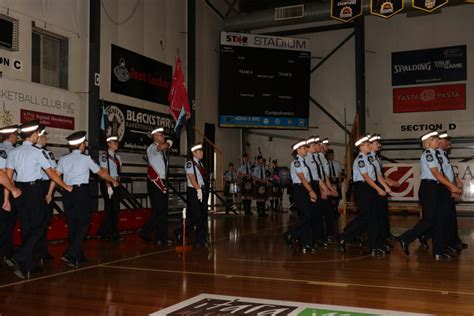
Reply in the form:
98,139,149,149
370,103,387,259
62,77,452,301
97,135,123,241
176,143,209,247
438,131,467,252
4,120,71,279
238,153,253,215
305,136,328,248
283,140,317,253
398,131,462,260
35,124,57,262
139,127,173,244
47,131,118,267
0,124,22,266
339,134,387,256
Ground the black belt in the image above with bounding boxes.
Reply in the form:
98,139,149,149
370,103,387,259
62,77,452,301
72,183,89,187
16,180,41,185
421,179,439,184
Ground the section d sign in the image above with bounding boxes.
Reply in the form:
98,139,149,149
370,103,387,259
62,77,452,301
392,45,466,86
102,100,179,154
110,44,172,105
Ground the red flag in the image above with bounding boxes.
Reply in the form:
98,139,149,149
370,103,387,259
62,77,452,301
168,56,191,121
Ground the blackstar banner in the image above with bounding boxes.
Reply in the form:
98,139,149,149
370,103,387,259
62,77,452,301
392,45,466,86
110,44,172,105
102,100,179,154
370,0,404,18
330,0,363,23
412,0,448,12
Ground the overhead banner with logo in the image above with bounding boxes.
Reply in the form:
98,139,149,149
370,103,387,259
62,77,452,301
384,162,474,202
393,83,466,113
102,100,179,154
0,77,84,145
392,45,467,86
412,0,448,12
370,0,404,18
110,44,172,105
330,0,363,23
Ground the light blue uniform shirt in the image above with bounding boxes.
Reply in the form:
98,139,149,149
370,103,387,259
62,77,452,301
353,153,376,182
56,150,100,185
367,152,382,176
328,159,343,178
238,163,252,176
35,144,57,180
147,143,167,178
437,149,455,183
291,155,312,184
316,152,329,180
224,170,237,182
6,141,51,182
186,158,205,187
99,150,122,178
304,152,322,181
252,164,267,180
0,141,16,177
420,148,439,181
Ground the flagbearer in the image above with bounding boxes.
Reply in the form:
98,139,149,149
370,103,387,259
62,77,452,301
47,131,118,268
5,120,71,279
97,135,123,241
139,127,173,245
176,143,209,247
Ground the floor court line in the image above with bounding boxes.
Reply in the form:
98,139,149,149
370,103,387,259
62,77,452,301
0,223,288,289
100,264,474,297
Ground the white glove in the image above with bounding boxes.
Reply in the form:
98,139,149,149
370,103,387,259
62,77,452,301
107,186,114,199
166,139,173,148
197,188,203,202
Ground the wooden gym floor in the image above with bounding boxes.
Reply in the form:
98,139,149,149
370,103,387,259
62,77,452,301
0,212,473,315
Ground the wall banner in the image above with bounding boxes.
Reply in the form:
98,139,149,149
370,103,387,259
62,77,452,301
330,0,363,23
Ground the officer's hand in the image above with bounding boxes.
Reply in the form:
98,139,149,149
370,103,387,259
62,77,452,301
377,189,387,196
107,186,114,198
197,188,203,202
45,195,52,204
309,190,317,202
166,139,173,148
385,187,392,194
64,185,73,192
2,200,11,212
331,188,339,197
450,185,462,194
111,180,119,188
11,187,22,199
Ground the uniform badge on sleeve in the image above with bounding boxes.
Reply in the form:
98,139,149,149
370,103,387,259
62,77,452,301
358,160,365,168
294,161,301,168
426,154,434,162
101,155,107,162
42,150,49,160
368,156,374,163
186,161,192,168
0,150,6,159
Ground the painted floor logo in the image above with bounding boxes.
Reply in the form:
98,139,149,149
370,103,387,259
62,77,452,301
150,294,429,316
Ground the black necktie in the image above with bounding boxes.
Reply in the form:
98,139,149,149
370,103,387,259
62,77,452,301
435,150,445,176
311,154,322,179
368,156,378,182
246,164,249,174
317,155,326,178
303,160,314,182
329,161,336,178
230,172,234,181
260,166,264,180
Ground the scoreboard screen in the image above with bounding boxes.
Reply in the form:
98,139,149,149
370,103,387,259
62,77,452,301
218,32,310,129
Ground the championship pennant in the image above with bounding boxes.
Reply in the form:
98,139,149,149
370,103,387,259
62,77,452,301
412,0,448,12
330,0,363,23
370,0,404,18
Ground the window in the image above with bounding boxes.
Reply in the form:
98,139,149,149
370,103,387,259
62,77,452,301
32,27,68,89
0,15,19,51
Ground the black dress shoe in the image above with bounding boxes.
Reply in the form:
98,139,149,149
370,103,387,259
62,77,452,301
371,249,385,256
434,253,453,260
356,236,364,247
458,242,468,249
382,244,391,252
195,242,209,248
317,240,329,248
3,256,15,268
282,232,293,248
418,235,429,250
61,253,74,263
338,239,346,253
10,258,27,280
138,229,152,243
156,239,173,246
302,245,315,253
400,239,410,256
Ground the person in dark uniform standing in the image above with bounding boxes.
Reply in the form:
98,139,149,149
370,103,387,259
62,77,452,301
35,125,57,262
0,124,22,266
176,143,209,247
438,131,467,252
238,153,253,215
339,134,387,256
252,156,269,217
283,140,317,253
47,131,118,267
139,127,173,244
223,163,237,214
97,135,123,241
269,160,283,212
398,131,462,260
4,120,71,279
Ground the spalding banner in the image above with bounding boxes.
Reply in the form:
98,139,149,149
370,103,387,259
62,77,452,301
370,0,404,18
412,0,448,13
330,0,363,23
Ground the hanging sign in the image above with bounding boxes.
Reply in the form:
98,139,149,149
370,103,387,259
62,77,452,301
412,0,448,13
330,0,363,23
370,0,404,18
